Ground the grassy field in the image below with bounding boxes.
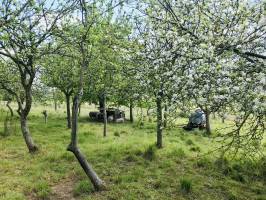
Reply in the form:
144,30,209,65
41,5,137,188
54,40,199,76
0,102,265,200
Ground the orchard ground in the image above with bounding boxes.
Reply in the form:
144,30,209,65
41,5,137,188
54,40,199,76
0,102,265,200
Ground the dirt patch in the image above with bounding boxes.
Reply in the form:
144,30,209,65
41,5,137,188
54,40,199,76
50,176,77,200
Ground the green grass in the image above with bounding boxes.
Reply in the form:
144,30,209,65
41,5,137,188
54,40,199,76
0,103,265,200
180,177,192,193
73,180,94,197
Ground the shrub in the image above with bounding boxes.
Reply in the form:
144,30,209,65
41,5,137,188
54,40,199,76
180,178,192,193
143,145,157,161
73,180,94,196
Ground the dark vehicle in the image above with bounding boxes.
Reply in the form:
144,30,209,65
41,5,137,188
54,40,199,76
89,107,125,123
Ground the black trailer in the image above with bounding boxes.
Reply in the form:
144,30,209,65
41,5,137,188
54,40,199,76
89,107,125,122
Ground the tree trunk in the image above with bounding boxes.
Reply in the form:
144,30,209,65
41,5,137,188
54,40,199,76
103,93,107,137
20,113,38,153
220,113,226,123
67,96,105,191
42,111,48,124
68,146,106,191
146,106,151,116
156,97,163,148
129,100,133,123
68,0,105,191
53,89,57,111
78,102,81,116
54,100,57,111
19,84,38,153
163,104,167,128
222,115,225,124
205,110,211,135
6,100,13,117
66,94,71,129
99,94,104,109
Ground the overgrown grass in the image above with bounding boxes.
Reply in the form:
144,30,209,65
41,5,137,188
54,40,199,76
0,103,265,200
180,177,192,193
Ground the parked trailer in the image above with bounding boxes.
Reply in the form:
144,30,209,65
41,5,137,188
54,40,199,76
89,108,125,123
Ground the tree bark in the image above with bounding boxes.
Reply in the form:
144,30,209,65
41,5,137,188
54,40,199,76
20,113,38,153
69,107,105,189
129,100,133,123
67,146,105,191
78,102,81,116
6,100,13,117
54,100,57,111
205,110,211,135
67,95,105,191
66,94,71,129
156,97,163,148
146,106,151,116
163,104,167,128
222,117,225,123
18,83,38,153
67,0,105,191
42,110,48,124
103,93,107,137
53,89,57,111
99,94,104,109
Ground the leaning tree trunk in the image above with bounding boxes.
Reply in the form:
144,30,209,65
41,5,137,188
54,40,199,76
156,97,163,148
20,112,38,153
66,94,71,129
205,110,211,135
103,93,107,137
129,100,134,123
67,95,105,191
68,0,105,191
